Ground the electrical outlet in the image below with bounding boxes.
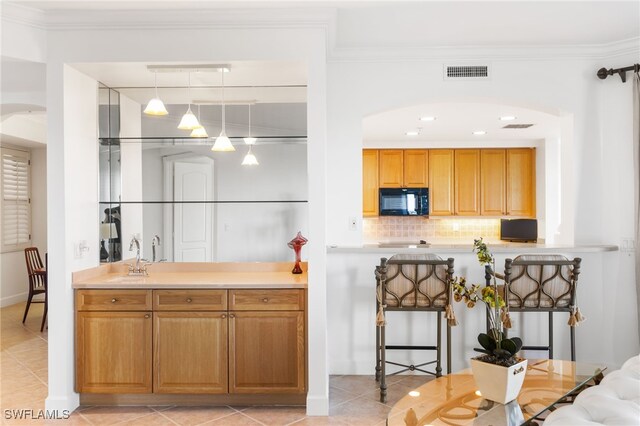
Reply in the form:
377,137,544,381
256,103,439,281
621,238,635,252
349,217,358,231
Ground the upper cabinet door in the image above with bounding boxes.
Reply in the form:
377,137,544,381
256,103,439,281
379,150,404,188
429,150,455,216
455,150,481,216
403,150,429,187
480,149,506,216
506,148,536,217
362,150,379,216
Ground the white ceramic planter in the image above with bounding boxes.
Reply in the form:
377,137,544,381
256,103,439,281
470,358,528,404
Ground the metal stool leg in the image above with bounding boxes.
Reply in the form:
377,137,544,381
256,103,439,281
436,311,442,377
375,320,381,382
380,320,387,402
446,320,452,374
548,311,554,359
570,321,576,361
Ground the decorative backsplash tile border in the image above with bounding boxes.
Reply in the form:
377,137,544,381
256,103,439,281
363,217,501,242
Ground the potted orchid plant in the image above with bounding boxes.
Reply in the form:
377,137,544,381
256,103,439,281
452,238,527,404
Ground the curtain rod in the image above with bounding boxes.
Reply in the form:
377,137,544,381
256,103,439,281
597,64,640,83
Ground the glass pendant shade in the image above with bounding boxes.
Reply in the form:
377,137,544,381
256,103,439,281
144,98,168,116
242,147,259,166
243,136,257,145
211,131,235,152
177,106,200,130
190,126,208,138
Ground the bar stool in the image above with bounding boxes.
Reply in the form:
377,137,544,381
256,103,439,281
375,254,456,402
488,255,582,361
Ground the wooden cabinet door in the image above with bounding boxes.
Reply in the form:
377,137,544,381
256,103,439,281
229,311,305,394
428,150,455,216
379,150,403,188
76,311,152,393
454,149,480,216
403,150,428,187
481,149,506,215
154,312,228,394
506,148,536,217
362,150,379,216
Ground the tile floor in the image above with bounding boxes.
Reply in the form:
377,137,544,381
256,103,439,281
0,302,434,425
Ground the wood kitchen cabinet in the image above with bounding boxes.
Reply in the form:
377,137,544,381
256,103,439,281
362,150,379,216
454,149,480,216
378,150,404,188
481,149,507,215
403,150,429,187
507,148,536,217
76,311,153,393
429,149,455,216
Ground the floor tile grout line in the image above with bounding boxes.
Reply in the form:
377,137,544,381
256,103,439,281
2,346,48,388
153,408,181,425
197,409,245,426
237,410,268,426
76,411,96,426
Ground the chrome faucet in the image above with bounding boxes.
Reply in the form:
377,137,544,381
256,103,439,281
152,235,160,262
127,235,149,276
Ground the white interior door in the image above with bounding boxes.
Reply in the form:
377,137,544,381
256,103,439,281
173,161,214,262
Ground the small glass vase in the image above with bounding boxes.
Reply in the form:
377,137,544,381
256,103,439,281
287,232,308,274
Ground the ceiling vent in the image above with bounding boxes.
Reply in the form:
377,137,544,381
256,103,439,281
503,124,534,129
444,64,490,80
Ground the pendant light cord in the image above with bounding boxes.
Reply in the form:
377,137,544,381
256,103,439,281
221,70,226,133
154,71,159,98
248,104,251,137
188,72,192,110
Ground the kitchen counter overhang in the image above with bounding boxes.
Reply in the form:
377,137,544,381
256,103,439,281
72,261,308,289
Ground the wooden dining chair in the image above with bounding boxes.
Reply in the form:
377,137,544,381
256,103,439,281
23,247,47,332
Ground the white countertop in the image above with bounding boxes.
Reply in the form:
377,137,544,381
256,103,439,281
327,242,618,253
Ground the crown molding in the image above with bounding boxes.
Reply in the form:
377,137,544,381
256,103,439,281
0,2,47,29
328,37,640,63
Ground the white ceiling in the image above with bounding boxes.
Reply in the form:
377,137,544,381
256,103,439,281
362,102,561,144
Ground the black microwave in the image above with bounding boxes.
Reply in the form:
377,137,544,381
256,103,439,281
379,188,429,216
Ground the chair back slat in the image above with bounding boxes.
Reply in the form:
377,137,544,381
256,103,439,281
24,247,46,291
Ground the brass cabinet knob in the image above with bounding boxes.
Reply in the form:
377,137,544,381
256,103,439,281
262,298,269,303
111,298,117,303
221,314,227,319
186,298,192,303
229,314,236,318
144,314,150,319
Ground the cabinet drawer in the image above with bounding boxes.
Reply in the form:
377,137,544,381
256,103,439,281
76,290,152,311
229,290,304,311
153,290,227,311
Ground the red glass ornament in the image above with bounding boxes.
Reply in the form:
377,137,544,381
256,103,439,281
287,231,308,274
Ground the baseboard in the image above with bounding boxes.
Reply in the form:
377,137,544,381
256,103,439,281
80,393,307,406
305,394,329,416
0,292,27,308
45,394,80,413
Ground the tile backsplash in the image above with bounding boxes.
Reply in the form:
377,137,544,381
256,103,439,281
363,217,501,242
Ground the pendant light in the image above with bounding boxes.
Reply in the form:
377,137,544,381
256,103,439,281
144,71,168,116
211,70,235,152
177,72,200,130
190,105,208,137
242,146,259,166
243,104,257,145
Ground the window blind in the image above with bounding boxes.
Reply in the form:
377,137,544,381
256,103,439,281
1,148,31,251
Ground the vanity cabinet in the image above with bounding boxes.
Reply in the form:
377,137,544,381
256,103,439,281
362,150,379,217
75,288,306,398
75,290,153,393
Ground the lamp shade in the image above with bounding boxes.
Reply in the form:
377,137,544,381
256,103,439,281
100,223,118,240
241,150,259,166
211,131,235,152
177,107,200,130
190,126,208,138
143,98,168,116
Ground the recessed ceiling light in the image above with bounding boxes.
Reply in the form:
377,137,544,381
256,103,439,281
499,116,517,121
420,116,436,122
406,131,419,136
473,130,487,135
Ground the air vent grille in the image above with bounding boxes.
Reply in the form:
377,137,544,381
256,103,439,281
444,65,490,79
503,124,534,129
